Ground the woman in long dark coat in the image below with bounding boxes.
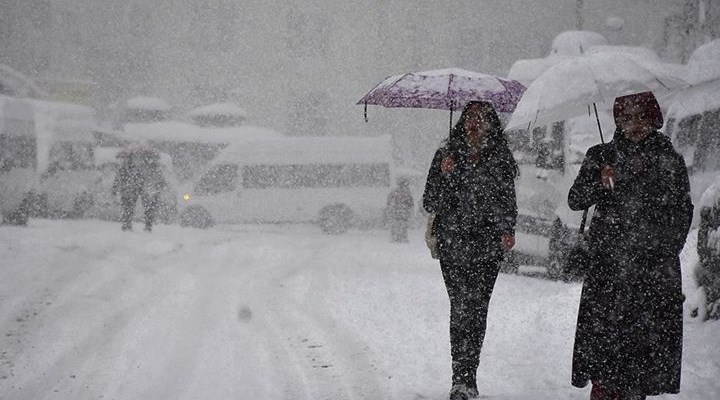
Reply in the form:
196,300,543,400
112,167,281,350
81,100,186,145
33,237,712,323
423,101,518,400
568,92,693,400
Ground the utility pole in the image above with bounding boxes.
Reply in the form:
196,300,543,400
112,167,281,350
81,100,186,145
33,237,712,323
576,0,585,30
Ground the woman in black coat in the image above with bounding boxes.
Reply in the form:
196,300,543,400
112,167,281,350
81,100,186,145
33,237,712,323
423,101,518,400
568,92,693,400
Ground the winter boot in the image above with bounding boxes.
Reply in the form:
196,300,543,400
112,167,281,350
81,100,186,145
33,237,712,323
449,384,470,400
465,384,479,398
463,373,478,398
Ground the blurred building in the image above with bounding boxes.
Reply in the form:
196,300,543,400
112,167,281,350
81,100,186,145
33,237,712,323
1,0,714,170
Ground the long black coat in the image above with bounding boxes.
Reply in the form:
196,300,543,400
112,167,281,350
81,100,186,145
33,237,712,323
568,131,693,395
423,145,517,260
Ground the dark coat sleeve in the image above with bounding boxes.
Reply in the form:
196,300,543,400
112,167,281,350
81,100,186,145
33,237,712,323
568,144,612,211
423,149,449,214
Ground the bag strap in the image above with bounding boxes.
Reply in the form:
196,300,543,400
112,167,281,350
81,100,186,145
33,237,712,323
578,208,589,235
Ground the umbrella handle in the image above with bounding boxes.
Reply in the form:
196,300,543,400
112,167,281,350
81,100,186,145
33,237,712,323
593,103,605,144
449,107,454,135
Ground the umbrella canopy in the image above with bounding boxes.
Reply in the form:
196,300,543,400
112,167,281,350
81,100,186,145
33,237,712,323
506,52,688,131
357,68,526,114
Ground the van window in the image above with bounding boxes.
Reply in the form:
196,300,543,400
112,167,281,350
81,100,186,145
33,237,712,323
195,163,239,194
46,141,95,174
242,163,391,189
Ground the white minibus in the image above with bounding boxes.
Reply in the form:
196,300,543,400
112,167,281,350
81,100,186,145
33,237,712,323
179,135,395,233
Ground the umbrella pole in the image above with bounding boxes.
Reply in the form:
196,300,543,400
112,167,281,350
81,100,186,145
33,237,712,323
449,108,453,134
364,101,368,123
593,103,605,144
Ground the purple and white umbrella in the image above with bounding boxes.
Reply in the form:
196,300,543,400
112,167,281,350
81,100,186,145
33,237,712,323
357,68,526,128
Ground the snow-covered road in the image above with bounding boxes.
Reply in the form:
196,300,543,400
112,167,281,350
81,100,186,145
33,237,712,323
1,220,718,400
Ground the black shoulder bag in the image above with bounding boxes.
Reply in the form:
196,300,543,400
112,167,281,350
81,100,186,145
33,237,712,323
563,208,592,279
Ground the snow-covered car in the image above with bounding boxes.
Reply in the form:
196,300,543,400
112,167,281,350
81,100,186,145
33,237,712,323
696,177,720,319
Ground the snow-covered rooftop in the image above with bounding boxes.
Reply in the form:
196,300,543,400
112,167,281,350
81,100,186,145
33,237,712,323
217,135,392,165
121,121,284,144
189,102,247,118
549,30,608,56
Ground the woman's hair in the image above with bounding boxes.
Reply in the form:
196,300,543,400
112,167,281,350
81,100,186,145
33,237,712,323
444,101,518,177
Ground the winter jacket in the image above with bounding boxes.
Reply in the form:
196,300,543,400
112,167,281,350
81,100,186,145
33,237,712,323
568,130,693,395
138,159,167,195
112,157,167,197
423,144,517,256
112,159,144,197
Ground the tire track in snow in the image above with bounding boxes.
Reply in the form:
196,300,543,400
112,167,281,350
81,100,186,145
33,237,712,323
252,238,390,400
1,240,191,399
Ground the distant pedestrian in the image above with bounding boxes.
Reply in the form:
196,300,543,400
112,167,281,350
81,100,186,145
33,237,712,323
568,92,693,400
112,145,167,232
423,101,518,400
386,177,414,242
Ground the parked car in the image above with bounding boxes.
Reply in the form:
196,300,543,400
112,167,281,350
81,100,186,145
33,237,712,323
506,111,615,279
696,177,720,320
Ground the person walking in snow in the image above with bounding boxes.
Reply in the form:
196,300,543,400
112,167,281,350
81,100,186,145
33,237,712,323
568,92,693,400
112,146,167,232
423,101,518,400
386,177,414,242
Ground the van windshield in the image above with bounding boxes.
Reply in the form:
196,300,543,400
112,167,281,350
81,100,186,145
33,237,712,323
195,163,239,195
